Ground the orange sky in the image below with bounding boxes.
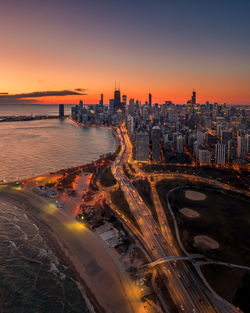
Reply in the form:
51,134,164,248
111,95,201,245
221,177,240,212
0,0,249,105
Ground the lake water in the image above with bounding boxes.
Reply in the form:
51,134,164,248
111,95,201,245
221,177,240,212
0,118,115,182
0,104,115,313
0,104,72,116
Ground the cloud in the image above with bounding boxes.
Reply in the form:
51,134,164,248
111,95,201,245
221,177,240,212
74,88,86,92
0,90,86,99
0,89,87,104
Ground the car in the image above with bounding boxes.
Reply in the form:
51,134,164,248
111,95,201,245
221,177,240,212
199,299,204,305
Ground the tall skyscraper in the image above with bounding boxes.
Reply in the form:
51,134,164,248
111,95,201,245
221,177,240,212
151,126,161,161
109,99,114,115
192,91,196,105
237,136,247,158
114,88,121,112
99,94,103,106
149,93,152,106
142,104,150,120
136,132,149,161
121,94,127,113
122,95,127,105
128,98,134,116
59,104,64,118
221,130,232,144
176,135,184,153
215,143,226,166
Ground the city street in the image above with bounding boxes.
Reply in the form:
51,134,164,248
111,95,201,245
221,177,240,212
112,126,242,313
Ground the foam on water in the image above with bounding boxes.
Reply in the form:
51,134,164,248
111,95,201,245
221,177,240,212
0,201,91,313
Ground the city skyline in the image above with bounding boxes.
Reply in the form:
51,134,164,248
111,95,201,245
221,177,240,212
0,0,250,105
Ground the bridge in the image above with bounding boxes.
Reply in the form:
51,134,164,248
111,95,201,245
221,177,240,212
142,255,205,268
141,255,250,273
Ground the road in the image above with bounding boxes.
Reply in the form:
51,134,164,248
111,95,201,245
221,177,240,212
0,186,146,313
111,126,241,313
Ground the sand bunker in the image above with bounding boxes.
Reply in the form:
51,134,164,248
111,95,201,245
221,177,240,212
185,190,206,201
193,235,219,251
180,208,200,218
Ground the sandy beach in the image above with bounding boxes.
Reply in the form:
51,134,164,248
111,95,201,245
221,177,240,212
0,186,144,313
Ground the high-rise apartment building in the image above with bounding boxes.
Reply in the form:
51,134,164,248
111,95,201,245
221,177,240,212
109,99,114,115
237,136,247,158
152,126,161,161
215,143,226,166
197,148,211,165
136,132,149,161
221,130,232,144
176,135,184,153
128,98,134,116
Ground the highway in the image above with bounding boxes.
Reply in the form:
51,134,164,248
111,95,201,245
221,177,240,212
111,126,241,313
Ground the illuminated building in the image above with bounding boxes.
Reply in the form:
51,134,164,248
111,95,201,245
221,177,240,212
109,99,114,115
237,135,247,158
176,135,184,153
215,143,226,166
142,104,150,121
221,130,232,144
128,98,134,116
114,88,121,112
197,148,211,165
136,132,149,161
151,126,161,161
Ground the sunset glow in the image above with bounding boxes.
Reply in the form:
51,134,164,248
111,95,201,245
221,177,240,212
0,0,249,105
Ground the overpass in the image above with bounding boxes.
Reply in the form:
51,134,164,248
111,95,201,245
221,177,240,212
142,254,205,268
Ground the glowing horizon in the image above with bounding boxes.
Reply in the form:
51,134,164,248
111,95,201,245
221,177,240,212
0,0,249,105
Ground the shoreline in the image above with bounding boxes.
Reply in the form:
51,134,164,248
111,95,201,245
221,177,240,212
25,205,104,313
0,184,141,313
1,123,120,186
0,125,121,313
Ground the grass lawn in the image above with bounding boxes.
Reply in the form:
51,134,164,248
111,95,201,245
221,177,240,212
99,166,116,187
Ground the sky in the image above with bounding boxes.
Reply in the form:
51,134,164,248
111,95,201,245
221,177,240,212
0,0,249,105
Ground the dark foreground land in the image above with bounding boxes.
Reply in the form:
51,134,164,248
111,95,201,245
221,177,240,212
156,179,250,311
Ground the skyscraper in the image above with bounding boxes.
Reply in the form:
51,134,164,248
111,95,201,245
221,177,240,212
59,104,64,118
99,94,103,106
122,95,127,105
215,143,226,166
176,135,184,153
121,94,127,113
197,148,211,165
128,98,134,116
114,88,121,112
151,126,161,161
237,136,247,158
192,91,196,105
149,93,152,106
136,132,149,161
109,99,114,115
